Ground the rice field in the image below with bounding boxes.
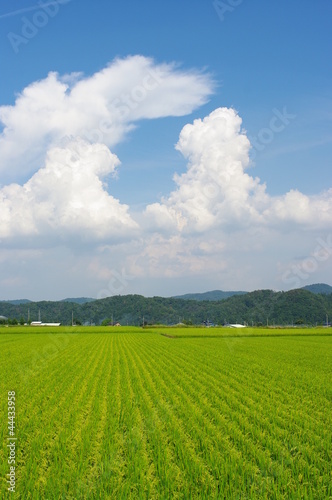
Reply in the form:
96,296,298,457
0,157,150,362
0,326,331,499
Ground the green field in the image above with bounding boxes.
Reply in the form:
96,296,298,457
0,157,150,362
1,327,331,499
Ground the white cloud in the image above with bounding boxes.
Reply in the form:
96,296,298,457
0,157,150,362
137,233,228,278
145,107,332,233
0,55,214,181
1,56,331,299
264,188,332,227
145,108,268,231
0,139,137,243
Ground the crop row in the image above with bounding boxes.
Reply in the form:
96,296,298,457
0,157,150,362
0,331,331,498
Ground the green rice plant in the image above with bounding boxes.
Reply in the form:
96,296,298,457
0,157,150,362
0,329,331,499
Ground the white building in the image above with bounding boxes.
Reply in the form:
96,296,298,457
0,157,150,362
30,321,61,326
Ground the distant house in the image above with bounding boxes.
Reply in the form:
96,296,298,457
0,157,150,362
0,315,8,321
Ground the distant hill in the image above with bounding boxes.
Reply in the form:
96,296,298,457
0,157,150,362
61,297,96,304
172,290,247,301
0,287,331,326
301,283,332,295
2,299,32,305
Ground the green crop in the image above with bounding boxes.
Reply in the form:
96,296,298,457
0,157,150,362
0,327,331,498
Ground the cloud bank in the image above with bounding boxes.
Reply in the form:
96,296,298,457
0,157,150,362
0,56,331,298
146,107,332,233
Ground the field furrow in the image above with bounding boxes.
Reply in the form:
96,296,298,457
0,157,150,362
0,328,331,499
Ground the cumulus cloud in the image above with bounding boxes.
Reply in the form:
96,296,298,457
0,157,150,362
145,107,332,233
0,55,214,181
0,55,214,250
1,55,331,298
0,139,137,243
264,188,332,227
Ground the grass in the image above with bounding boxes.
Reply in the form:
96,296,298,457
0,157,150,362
0,327,331,498
145,325,332,338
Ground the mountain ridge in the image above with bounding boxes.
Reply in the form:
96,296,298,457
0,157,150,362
2,282,331,305
300,283,332,295
172,290,248,301
0,285,331,326
60,297,96,304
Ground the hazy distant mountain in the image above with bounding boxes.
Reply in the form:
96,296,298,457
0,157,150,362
301,283,332,295
61,297,96,304
2,299,32,305
172,290,247,301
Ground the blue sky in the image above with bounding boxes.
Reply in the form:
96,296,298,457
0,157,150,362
0,0,331,300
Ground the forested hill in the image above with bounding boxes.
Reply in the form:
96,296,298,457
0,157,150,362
0,288,331,326
301,283,332,294
172,290,247,301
